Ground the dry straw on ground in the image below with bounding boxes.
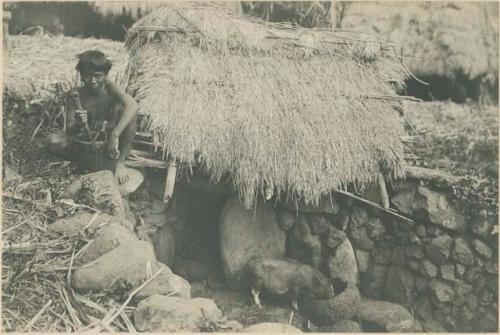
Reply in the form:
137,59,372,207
342,1,499,81
1,166,144,332
125,2,410,208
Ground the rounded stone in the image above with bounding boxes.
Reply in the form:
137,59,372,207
356,299,419,332
134,296,223,332
78,224,138,264
135,272,191,301
71,240,161,292
321,320,362,332
299,285,361,326
241,323,302,333
326,239,359,286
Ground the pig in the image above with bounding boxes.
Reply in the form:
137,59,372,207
242,257,334,310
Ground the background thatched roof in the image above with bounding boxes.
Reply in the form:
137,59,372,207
125,2,409,208
3,35,128,96
91,1,165,20
91,1,242,19
342,1,499,82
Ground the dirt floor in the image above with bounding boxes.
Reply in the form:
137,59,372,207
191,282,308,330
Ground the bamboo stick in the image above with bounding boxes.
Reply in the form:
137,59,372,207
24,300,53,331
377,173,390,209
336,190,413,223
164,159,178,203
87,268,164,332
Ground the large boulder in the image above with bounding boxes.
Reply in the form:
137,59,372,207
78,224,138,264
391,186,465,232
71,240,163,292
356,299,420,332
325,239,359,286
135,272,191,301
118,167,144,196
299,285,361,326
241,323,302,333
71,170,128,220
153,223,176,267
134,296,222,332
219,199,286,286
49,212,133,237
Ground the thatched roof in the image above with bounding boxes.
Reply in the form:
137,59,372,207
91,2,165,20
342,1,499,81
3,35,128,96
91,1,241,19
125,2,410,208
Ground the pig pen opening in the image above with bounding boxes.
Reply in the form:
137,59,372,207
128,168,353,298
129,169,231,286
128,168,315,329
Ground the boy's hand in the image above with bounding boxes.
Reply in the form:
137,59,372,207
108,132,121,160
75,110,88,126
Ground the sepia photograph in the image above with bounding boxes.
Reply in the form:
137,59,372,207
2,1,498,333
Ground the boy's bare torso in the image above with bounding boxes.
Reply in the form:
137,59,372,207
74,85,121,132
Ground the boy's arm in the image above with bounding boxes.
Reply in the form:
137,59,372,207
106,81,139,161
106,81,139,140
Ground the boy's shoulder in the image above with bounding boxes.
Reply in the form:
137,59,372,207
105,80,129,98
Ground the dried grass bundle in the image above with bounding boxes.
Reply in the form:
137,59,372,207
3,35,129,97
125,2,409,208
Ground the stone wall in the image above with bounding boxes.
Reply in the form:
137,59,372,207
272,181,498,332
138,170,498,332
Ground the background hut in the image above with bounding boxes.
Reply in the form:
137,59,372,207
125,2,411,209
342,1,499,103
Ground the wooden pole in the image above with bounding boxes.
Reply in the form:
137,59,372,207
163,159,177,204
377,173,390,209
3,10,11,54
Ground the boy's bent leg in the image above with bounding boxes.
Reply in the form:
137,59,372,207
115,115,137,184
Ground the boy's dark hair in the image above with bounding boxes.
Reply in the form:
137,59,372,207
75,50,112,74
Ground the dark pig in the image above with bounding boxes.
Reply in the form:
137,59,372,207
242,257,334,310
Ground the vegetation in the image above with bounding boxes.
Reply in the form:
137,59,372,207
405,101,498,212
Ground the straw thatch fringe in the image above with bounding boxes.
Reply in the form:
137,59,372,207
342,1,499,81
125,2,409,208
